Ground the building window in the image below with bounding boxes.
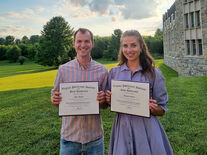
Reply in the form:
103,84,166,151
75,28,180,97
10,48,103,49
185,14,189,28
198,39,203,55
192,40,196,55
184,0,187,3
196,11,201,27
190,12,194,28
186,40,190,55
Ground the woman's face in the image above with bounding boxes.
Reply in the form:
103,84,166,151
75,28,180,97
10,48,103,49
121,36,141,63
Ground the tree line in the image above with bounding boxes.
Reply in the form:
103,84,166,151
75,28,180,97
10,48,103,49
0,16,163,66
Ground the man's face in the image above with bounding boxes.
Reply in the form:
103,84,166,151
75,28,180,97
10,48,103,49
73,31,94,58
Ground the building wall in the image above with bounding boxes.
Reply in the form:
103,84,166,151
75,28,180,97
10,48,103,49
163,0,207,76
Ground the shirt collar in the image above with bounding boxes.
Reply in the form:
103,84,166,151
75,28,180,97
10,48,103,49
74,57,93,70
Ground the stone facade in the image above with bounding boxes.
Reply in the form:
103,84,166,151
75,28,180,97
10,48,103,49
163,0,207,76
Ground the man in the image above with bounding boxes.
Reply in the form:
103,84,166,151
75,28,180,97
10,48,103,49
51,28,108,155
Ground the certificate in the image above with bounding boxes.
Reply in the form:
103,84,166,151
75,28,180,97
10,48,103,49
59,82,99,116
111,80,150,117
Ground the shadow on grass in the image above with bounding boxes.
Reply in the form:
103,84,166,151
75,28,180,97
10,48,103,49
1,67,57,78
159,63,178,79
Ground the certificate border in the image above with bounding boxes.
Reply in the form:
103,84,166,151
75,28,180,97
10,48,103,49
110,80,150,118
58,81,100,116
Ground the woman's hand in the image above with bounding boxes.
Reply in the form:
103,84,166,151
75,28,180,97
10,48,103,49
149,98,165,116
106,90,112,105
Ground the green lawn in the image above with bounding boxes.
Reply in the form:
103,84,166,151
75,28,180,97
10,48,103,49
0,60,206,155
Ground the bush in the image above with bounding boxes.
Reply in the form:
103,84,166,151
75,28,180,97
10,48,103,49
18,43,29,57
0,45,8,60
27,43,39,60
6,45,21,62
18,56,27,65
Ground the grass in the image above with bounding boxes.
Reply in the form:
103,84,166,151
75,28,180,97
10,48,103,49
0,60,55,78
0,59,207,154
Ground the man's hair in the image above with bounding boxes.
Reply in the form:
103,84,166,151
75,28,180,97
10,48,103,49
73,28,94,42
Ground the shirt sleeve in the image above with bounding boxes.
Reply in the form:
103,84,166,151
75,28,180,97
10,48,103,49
152,68,168,111
107,68,114,91
51,66,63,96
100,67,108,92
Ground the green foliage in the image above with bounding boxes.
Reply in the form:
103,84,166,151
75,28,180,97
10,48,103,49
0,45,8,60
0,37,5,45
21,36,29,44
144,36,163,55
91,36,110,59
15,39,21,45
29,35,40,44
6,45,21,62
107,29,122,61
154,28,163,38
18,43,30,57
18,56,27,65
28,43,40,60
38,16,74,66
5,35,15,45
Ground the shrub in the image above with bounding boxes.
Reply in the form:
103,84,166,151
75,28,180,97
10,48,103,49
0,45,8,60
18,56,27,65
6,45,21,62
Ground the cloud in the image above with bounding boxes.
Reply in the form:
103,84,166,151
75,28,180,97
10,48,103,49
69,0,87,7
0,8,48,38
72,10,96,18
0,25,35,38
64,0,158,19
89,0,111,14
37,7,45,12
114,0,158,19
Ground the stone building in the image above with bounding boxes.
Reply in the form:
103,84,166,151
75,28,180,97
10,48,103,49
163,0,207,76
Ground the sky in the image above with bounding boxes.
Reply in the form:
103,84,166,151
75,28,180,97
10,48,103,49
0,0,175,39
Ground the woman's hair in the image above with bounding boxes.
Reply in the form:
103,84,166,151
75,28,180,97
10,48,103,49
118,30,155,78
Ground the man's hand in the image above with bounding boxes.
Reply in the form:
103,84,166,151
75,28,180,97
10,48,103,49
97,91,108,109
51,91,62,107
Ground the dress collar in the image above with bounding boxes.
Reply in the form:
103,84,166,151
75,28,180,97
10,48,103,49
120,63,143,72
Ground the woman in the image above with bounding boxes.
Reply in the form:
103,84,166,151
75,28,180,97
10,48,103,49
106,30,173,155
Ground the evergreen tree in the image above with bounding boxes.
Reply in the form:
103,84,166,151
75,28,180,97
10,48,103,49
39,16,74,66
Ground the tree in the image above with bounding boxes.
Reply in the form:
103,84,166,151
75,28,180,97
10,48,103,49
6,45,21,62
0,45,8,60
15,39,21,44
18,56,27,65
154,28,163,38
107,29,122,60
21,36,29,44
38,16,74,66
18,43,29,57
5,35,15,45
91,36,110,59
29,35,40,44
0,37,5,45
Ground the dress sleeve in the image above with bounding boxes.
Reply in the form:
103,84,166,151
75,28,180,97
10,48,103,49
51,66,63,96
152,68,168,111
